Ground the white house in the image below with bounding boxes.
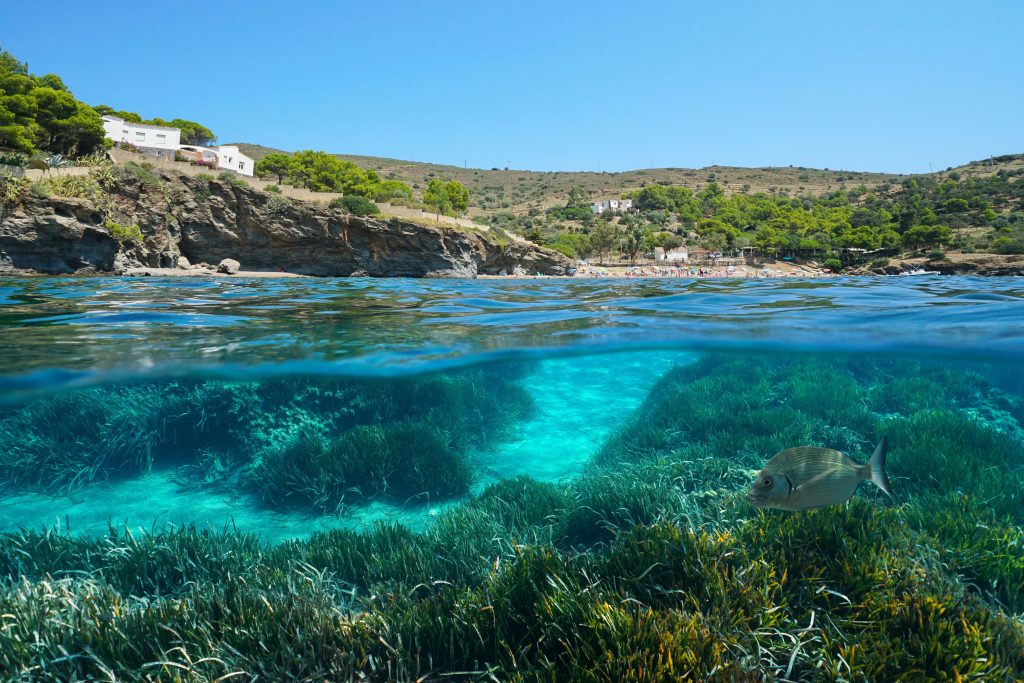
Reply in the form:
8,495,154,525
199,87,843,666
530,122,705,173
101,115,180,159
659,246,689,263
176,145,256,177
590,198,633,214
212,145,255,177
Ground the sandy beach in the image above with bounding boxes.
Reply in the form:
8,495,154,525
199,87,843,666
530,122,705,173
122,262,832,279
124,264,832,279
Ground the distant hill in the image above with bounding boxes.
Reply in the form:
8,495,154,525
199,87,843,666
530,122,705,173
228,143,1023,219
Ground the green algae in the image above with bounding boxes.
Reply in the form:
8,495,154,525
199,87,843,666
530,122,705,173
1,353,1023,680
0,366,533,509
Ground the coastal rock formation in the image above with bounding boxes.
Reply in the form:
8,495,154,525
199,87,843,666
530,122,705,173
855,253,1024,276
0,171,571,277
0,195,117,274
217,258,241,274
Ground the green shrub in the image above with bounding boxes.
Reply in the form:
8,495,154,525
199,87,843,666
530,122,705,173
120,161,160,185
822,257,843,271
28,180,50,197
39,174,99,199
104,219,143,243
330,194,380,216
992,236,1024,254
0,152,27,167
266,192,290,215
218,170,246,186
265,183,281,193
0,175,29,206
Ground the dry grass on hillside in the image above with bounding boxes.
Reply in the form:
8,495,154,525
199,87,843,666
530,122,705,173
232,143,1023,218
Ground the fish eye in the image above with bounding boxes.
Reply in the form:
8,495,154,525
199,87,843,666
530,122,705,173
762,476,772,488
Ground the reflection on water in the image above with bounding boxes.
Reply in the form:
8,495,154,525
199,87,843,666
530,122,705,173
2,275,1024,401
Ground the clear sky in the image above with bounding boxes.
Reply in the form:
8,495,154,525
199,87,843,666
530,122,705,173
3,0,1022,173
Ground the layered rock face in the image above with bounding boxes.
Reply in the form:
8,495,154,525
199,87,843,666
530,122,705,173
855,253,1024,276
0,195,117,274
0,172,571,277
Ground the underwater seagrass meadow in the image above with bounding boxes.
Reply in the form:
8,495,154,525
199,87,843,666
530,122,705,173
1,277,1024,681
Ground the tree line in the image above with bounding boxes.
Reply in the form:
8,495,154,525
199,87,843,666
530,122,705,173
0,49,104,156
255,151,469,216
1,47,215,158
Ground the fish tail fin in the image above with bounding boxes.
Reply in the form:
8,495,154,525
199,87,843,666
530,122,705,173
867,437,893,497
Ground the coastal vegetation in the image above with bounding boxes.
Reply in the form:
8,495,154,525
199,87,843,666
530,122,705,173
238,143,1024,265
0,354,1022,679
0,47,214,158
255,150,471,217
505,166,1024,263
0,49,104,157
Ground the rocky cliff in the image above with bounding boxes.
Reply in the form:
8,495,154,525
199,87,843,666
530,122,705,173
0,170,571,277
851,253,1024,276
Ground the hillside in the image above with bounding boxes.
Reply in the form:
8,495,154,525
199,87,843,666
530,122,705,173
0,165,570,277
230,143,1023,217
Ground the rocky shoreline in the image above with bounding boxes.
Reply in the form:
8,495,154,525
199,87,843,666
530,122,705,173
851,252,1024,276
0,170,571,278
2,169,1022,279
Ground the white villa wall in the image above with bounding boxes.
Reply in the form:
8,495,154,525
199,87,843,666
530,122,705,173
214,146,255,177
590,198,634,214
101,116,181,154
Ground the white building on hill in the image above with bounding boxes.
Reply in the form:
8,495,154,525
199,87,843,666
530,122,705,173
590,198,633,214
101,115,180,159
654,246,689,263
177,145,256,177
213,145,255,177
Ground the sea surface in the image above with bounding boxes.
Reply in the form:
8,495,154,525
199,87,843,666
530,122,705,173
1,275,1022,541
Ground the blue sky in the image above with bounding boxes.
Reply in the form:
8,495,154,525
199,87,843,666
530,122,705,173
3,1,1022,173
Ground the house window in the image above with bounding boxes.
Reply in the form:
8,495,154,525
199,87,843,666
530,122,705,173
135,131,145,141
156,133,166,142
239,162,245,170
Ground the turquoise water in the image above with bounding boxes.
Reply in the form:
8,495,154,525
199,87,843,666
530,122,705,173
2,275,1023,679
2,275,1021,541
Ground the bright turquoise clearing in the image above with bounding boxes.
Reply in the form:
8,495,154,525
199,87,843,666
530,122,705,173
0,275,1022,544
0,351,686,543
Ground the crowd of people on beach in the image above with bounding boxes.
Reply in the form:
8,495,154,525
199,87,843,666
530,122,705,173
572,263,830,278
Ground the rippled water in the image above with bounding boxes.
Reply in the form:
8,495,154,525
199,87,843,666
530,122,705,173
3,275,1024,401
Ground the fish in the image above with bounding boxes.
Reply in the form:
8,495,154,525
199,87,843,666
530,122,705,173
747,438,892,511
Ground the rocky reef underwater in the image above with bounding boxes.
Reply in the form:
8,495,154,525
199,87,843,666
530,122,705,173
1,353,1023,680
